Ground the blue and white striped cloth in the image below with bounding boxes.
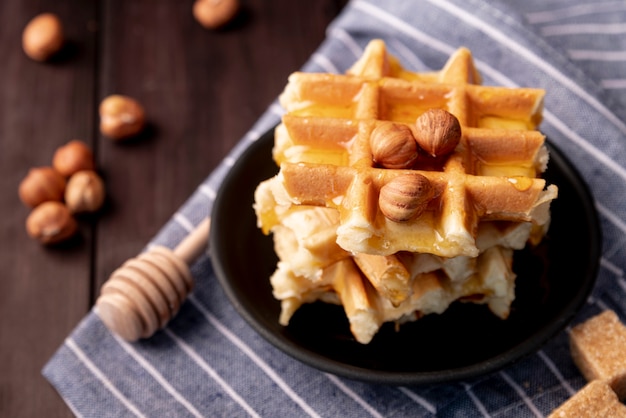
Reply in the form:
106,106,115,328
43,1,626,416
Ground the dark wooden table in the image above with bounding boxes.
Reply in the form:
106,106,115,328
0,1,348,416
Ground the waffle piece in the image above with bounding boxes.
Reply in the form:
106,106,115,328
352,252,410,306
261,195,523,342
262,196,520,335
570,310,626,401
271,206,349,280
363,244,517,321
271,260,338,327
325,258,382,344
255,40,558,343
271,244,518,344
278,161,554,257
271,39,556,258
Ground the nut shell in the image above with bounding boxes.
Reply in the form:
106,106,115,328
99,95,145,140
379,174,434,222
52,140,95,177
65,170,105,213
414,109,461,157
370,122,419,169
22,13,64,61
18,166,66,208
26,201,77,244
193,0,240,29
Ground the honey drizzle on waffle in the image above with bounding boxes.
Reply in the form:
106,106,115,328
275,40,556,258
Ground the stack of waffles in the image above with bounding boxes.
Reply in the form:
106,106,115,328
254,40,558,344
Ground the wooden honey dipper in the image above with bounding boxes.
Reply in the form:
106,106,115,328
96,217,211,341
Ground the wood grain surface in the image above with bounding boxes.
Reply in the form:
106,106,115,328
0,1,348,416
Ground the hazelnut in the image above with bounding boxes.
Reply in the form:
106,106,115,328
379,174,433,222
370,122,419,169
193,0,240,29
65,170,105,213
414,109,461,157
26,201,77,244
52,140,95,177
99,95,145,140
18,166,66,208
22,13,64,62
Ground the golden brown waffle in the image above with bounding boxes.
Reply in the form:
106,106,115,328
269,233,518,344
259,200,524,344
254,40,558,344
272,40,556,258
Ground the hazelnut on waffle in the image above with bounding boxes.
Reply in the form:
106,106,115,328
254,39,558,344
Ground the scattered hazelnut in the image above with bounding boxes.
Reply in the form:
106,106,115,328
26,201,77,244
414,109,461,157
193,0,240,29
99,95,146,140
52,140,95,177
22,13,64,62
18,166,66,208
370,122,419,169
64,170,106,214
379,174,434,222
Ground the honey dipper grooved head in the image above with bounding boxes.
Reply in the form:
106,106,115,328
96,292,144,342
96,246,194,341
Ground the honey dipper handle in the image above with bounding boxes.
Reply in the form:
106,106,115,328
173,217,211,265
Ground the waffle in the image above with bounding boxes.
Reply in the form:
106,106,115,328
254,40,558,344
264,204,519,343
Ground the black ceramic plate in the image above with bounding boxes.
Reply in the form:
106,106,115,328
210,128,601,385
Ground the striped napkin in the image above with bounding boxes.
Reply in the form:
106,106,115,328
43,0,626,416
